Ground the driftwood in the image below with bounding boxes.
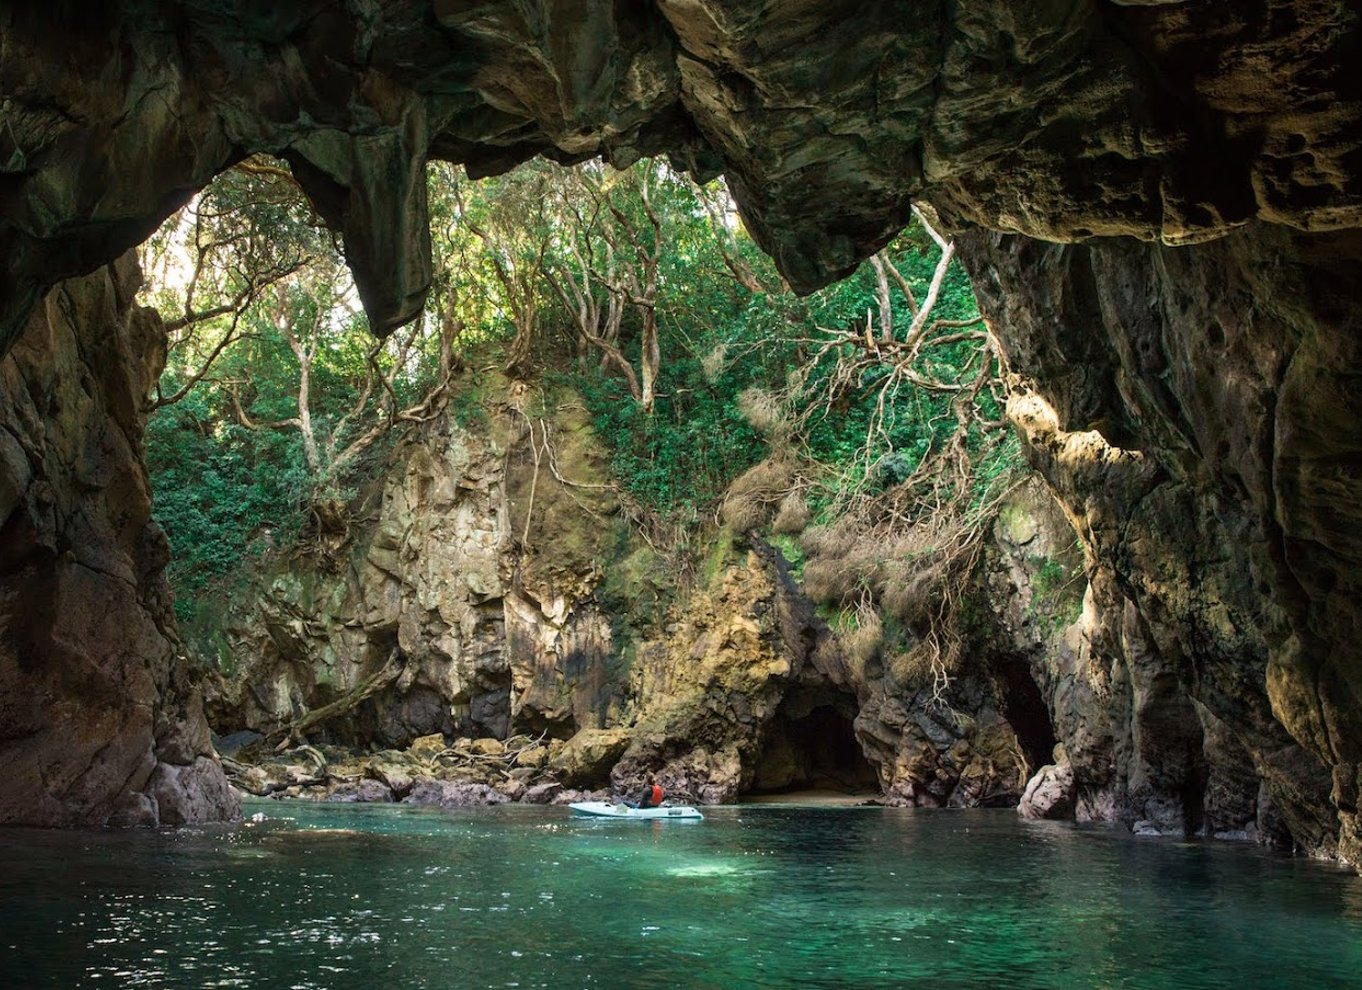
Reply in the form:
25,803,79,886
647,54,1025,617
268,653,403,751
220,752,328,795
431,730,552,779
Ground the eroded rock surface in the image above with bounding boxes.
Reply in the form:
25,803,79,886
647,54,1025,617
2,2,1358,344
204,385,869,805
1019,760,1076,822
205,376,628,748
203,382,1051,811
0,256,237,826
2,1,1362,856
959,224,1360,856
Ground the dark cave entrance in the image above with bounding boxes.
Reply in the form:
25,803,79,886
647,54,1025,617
748,688,879,796
990,652,1058,772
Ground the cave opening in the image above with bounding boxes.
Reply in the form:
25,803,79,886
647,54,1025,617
748,689,879,796
990,652,1058,772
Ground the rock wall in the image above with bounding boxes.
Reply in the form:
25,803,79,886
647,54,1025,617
3,1,1362,850
208,391,1099,816
3,2,1358,343
0,257,237,826
206,379,630,748
958,223,1361,858
206,378,848,804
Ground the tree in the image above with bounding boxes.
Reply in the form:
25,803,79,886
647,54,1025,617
224,258,456,490
542,161,669,411
786,205,1005,502
140,157,459,605
436,163,556,380
140,156,325,410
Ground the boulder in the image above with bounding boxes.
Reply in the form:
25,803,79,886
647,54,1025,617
514,746,549,769
324,780,394,803
365,761,415,800
467,738,506,757
409,734,448,759
1018,763,1076,821
551,729,632,787
523,782,564,805
404,781,510,808
147,758,242,826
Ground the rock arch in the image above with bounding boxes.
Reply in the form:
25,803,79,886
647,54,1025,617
2,1,1361,860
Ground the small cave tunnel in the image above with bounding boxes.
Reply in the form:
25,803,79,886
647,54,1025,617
990,652,1058,773
747,688,879,797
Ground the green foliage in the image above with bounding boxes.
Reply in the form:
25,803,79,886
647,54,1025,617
448,378,488,430
140,151,1029,632
541,167,1015,528
141,158,451,619
1029,550,1085,633
767,533,805,578
145,391,310,620
566,354,765,513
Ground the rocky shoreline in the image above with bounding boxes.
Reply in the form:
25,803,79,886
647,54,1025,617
221,731,626,809
220,731,898,811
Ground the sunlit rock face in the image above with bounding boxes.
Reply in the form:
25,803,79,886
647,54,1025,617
0,256,238,826
958,224,1362,860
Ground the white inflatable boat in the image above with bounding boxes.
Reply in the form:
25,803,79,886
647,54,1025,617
568,801,704,820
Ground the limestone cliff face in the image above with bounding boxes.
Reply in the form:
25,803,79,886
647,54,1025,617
959,224,1361,857
865,485,1075,812
206,380,629,749
0,257,237,826
202,386,807,800
205,385,848,805
206,398,1080,814
608,541,818,804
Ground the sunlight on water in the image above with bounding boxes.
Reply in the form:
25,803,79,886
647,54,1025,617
2,802,1360,989
665,862,747,878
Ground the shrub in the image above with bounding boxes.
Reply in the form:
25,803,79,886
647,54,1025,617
841,608,884,667
771,491,810,534
736,386,790,441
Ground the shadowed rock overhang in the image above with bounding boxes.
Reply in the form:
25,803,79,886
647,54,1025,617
1,0,1358,347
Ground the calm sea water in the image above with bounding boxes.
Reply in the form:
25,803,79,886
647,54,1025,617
2,801,1360,989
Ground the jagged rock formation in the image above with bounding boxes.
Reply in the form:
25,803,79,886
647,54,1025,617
611,538,853,805
1,1,1361,860
3,1,1358,344
960,224,1360,857
983,473,1292,843
0,256,237,826
206,398,1081,815
205,377,631,748
204,380,883,804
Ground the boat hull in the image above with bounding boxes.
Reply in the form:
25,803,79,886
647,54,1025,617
568,801,704,820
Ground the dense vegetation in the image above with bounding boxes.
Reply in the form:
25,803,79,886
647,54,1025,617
140,155,1022,655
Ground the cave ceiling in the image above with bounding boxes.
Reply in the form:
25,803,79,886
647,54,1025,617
0,0,1359,347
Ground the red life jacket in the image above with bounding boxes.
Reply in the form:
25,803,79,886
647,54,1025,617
650,783,665,806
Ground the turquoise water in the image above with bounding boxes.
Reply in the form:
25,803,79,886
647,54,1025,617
2,802,1361,989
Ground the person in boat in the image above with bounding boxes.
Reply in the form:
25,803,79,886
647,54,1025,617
623,780,665,809
640,781,665,808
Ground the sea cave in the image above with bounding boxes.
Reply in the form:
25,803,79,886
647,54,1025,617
1,1,1361,986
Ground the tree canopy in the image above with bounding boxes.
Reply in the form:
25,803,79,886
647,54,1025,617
139,154,1021,628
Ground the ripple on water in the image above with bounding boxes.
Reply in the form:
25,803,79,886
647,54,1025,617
2,803,1361,990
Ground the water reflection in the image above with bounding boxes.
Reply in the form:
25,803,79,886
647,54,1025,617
1,804,1360,989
